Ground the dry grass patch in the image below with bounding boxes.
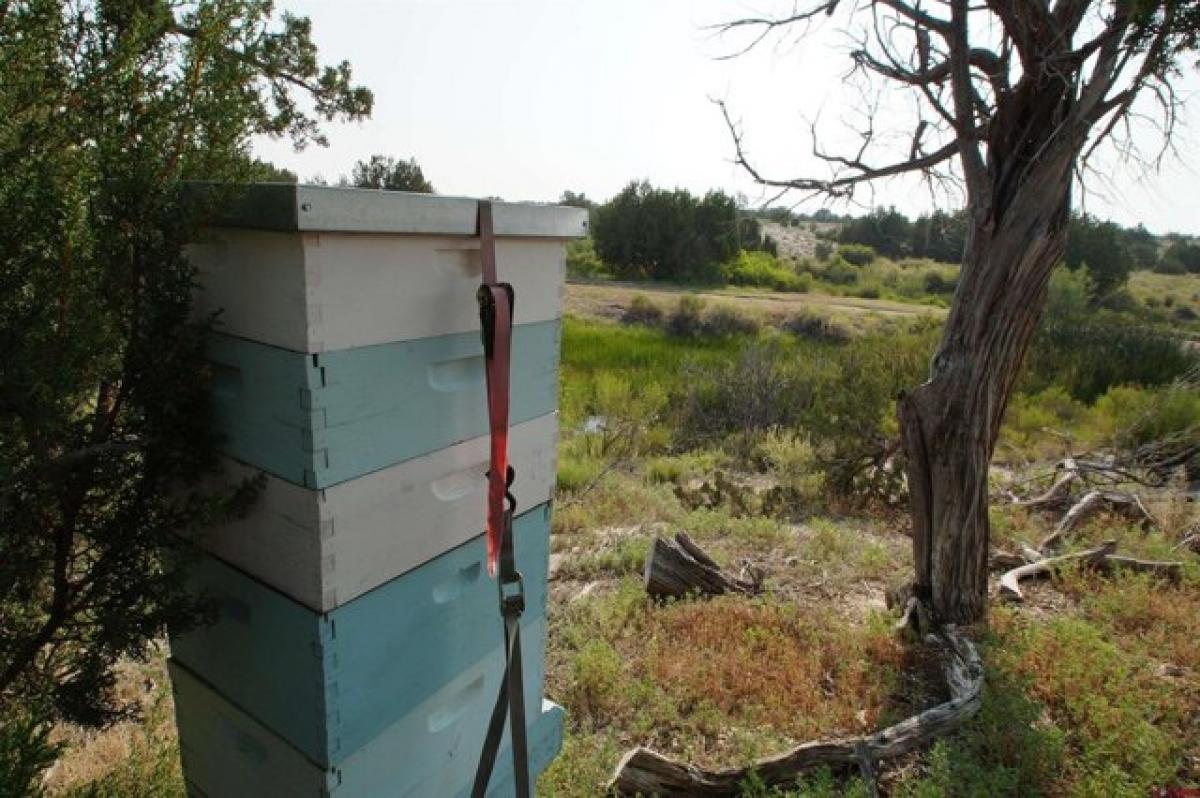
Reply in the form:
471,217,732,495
639,600,907,741
546,580,936,779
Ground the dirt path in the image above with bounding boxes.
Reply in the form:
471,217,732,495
565,280,944,325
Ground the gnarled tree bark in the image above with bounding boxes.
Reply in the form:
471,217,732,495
900,135,1075,624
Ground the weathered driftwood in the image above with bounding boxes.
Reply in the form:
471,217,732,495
643,532,760,600
1092,555,1183,581
1000,540,1117,600
1038,489,1156,551
606,627,983,797
999,540,1184,601
1012,467,1079,509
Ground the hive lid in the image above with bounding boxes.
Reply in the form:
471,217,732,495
195,183,588,238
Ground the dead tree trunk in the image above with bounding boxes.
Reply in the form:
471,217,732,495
899,124,1078,625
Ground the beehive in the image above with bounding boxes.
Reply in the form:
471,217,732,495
168,185,585,797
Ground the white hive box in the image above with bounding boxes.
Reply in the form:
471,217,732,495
187,184,587,353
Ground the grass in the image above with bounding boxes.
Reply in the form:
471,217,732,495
542,311,1200,797
44,293,1200,798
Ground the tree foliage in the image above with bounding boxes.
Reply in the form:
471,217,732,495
1064,214,1135,301
0,0,370,732
1159,238,1200,274
348,154,434,193
592,181,743,283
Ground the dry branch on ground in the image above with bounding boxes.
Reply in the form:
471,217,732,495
998,539,1182,601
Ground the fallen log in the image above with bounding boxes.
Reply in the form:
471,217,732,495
643,532,760,600
606,626,982,797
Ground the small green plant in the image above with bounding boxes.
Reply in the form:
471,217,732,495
667,295,707,338
703,305,761,337
567,639,623,722
621,294,663,327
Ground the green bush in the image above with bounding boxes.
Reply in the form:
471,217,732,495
1091,383,1200,447
835,243,877,267
1025,318,1196,402
853,283,881,299
724,250,806,292
565,237,607,279
814,256,859,286
922,270,957,295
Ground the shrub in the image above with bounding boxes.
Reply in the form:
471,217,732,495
755,428,826,508
567,639,623,720
703,305,761,337
1091,383,1200,448
675,339,810,452
784,313,851,344
819,256,860,285
814,240,834,262
622,294,663,327
835,243,877,267
1024,319,1196,401
724,250,806,292
1173,306,1198,322
922,270,957,295
666,295,707,338
565,237,607,279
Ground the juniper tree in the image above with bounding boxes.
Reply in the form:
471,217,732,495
0,0,371,736
348,154,435,192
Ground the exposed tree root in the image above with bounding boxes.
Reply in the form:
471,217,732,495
606,625,982,797
643,532,762,600
998,539,1183,601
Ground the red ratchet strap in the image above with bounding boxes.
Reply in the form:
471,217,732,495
472,201,530,798
477,200,514,577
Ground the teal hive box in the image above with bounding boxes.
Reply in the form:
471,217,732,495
170,660,564,797
208,322,560,489
171,504,552,768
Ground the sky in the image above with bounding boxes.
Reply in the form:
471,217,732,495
256,0,1200,235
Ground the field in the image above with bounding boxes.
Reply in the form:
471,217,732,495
38,279,1200,797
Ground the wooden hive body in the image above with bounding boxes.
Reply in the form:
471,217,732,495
170,185,583,795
